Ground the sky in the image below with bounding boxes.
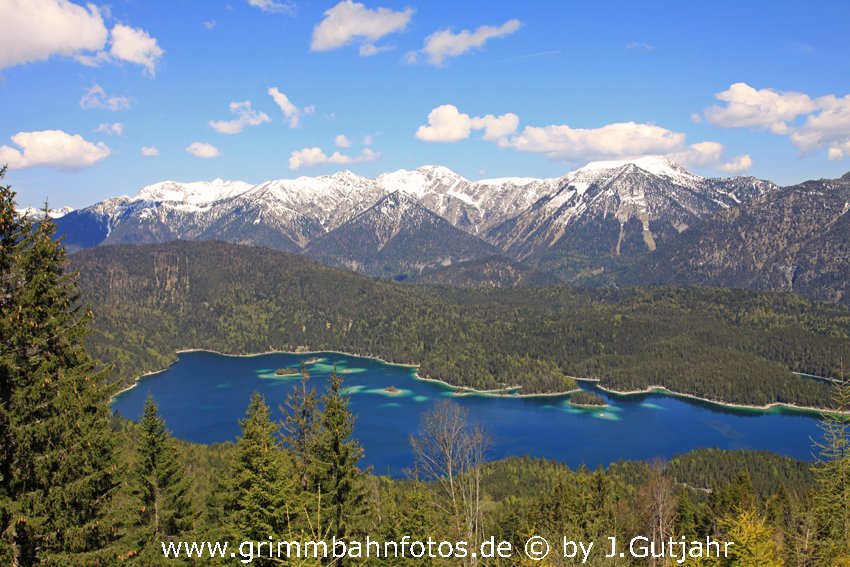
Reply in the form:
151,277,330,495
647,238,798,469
2,0,850,209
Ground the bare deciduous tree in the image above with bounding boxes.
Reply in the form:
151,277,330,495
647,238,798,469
410,401,489,565
637,459,679,566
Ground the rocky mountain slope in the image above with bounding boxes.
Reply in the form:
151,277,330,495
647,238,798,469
621,172,850,305
485,157,776,280
305,191,499,278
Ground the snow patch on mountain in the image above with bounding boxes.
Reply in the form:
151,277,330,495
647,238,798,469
569,156,701,181
16,205,75,219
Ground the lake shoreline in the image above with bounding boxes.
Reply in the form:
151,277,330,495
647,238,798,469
170,347,582,399
112,347,839,414
590,382,837,416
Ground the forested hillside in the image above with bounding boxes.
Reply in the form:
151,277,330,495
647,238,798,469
70,240,850,408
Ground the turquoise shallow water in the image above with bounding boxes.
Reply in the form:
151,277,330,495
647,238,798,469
112,351,824,476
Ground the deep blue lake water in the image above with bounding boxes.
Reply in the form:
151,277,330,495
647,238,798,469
112,351,825,476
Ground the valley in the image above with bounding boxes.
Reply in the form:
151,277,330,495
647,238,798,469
71,240,850,409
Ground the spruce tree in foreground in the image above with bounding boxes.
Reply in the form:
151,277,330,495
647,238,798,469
312,367,366,548
226,392,297,559
130,395,192,562
0,168,117,564
281,362,319,492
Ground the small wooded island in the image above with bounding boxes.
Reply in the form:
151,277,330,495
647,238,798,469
570,391,607,407
274,368,300,377
382,386,402,395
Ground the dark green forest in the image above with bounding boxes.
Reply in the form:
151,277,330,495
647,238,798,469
70,240,850,408
3,173,850,565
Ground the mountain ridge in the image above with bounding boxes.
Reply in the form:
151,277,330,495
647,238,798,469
49,158,790,282
621,174,850,304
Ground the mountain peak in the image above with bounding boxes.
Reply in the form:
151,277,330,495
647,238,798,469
415,164,463,178
329,169,360,180
16,205,75,219
376,190,423,214
572,156,699,180
135,179,253,205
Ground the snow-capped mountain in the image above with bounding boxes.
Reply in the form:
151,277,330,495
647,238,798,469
16,205,75,219
53,166,561,252
485,157,776,279
305,190,499,277
377,166,559,235
52,159,775,279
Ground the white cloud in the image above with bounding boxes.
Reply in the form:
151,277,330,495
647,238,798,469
0,0,107,69
288,147,379,170
311,1,412,55
0,1,162,76
700,82,850,160
414,104,519,144
420,19,520,67
509,121,686,162
186,142,220,158
80,84,131,111
415,105,472,143
670,141,752,173
826,141,850,161
669,141,724,167
210,100,271,134
268,87,311,128
363,133,374,146
470,112,520,143
108,24,164,77
417,104,750,173
508,121,751,172
203,21,217,30
717,154,753,173
95,122,124,135
141,145,159,157
789,94,850,157
248,0,295,14
335,134,352,148
702,82,818,135
0,129,110,171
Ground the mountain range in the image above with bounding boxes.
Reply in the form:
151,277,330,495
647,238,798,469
41,158,850,304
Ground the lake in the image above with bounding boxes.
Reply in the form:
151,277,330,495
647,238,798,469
112,350,825,476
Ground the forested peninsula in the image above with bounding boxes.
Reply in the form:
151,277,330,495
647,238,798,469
70,241,850,409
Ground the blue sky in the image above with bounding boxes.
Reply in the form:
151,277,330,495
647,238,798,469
2,0,850,208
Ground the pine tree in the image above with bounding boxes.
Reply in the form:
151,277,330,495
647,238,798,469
312,367,365,547
0,171,117,564
226,392,297,553
812,373,850,564
130,395,192,562
281,362,319,492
